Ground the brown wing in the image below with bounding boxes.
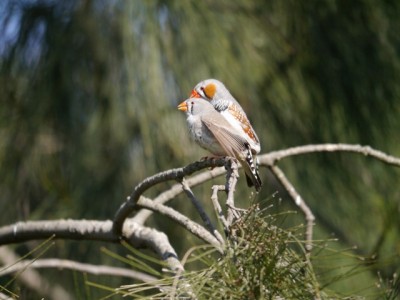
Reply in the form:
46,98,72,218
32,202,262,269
227,103,260,144
201,111,262,191
201,113,248,159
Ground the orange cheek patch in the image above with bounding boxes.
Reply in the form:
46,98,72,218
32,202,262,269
204,83,216,99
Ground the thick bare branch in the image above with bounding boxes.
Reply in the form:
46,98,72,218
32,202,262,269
113,158,227,236
122,221,183,271
0,220,183,272
0,220,116,245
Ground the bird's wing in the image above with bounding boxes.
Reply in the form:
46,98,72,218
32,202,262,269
202,111,262,191
201,114,247,159
213,98,260,145
227,103,260,145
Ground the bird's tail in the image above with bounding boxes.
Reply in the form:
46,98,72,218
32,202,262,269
241,145,262,192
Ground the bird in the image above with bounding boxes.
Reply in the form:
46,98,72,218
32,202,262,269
189,79,261,155
177,98,262,191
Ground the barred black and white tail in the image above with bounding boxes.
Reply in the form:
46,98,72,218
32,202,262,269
243,144,262,192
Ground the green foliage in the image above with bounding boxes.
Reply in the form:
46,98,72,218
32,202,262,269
100,205,395,299
191,211,317,299
104,207,317,299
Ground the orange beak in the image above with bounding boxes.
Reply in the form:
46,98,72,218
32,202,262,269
190,89,201,98
177,101,188,112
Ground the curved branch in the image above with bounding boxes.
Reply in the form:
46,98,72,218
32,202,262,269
0,144,397,278
181,179,225,245
260,144,400,167
268,165,315,254
133,167,226,225
136,197,223,252
0,246,73,300
0,219,183,272
258,143,400,255
0,257,157,282
113,158,227,236
133,144,400,229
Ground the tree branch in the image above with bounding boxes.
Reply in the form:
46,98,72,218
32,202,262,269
258,143,400,254
225,159,240,225
268,165,315,254
113,158,227,236
133,167,226,226
136,197,223,252
0,246,73,300
0,219,183,272
211,185,230,235
260,144,400,167
180,179,225,245
0,143,397,285
0,256,157,282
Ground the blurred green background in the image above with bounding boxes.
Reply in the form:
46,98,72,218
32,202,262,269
0,0,399,298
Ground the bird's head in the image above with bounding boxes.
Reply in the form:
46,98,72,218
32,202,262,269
189,78,231,102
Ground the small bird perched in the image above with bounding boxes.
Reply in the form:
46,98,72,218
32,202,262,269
189,79,261,155
178,98,262,191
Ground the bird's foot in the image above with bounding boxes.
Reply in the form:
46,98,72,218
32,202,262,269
200,156,224,170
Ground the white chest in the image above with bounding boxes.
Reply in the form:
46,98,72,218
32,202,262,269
186,115,225,156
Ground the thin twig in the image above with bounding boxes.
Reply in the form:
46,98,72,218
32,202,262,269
225,159,240,225
260,143,400,167
268,165,315,255
136,197,223,253
211,185,230,235
180,179,225,245
0,256,157,282
0,246,73,300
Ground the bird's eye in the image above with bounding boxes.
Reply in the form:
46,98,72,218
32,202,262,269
200,84,215,100
198,86,206,98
